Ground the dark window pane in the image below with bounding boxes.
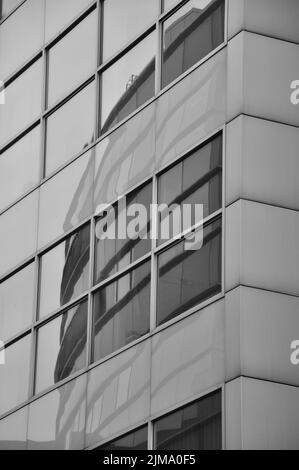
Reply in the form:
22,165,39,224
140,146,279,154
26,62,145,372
158,134,222,244
93,261,151,361
157,218,221,325
97,426,148,450
103,0,159,62
39,224,90,319
94,182,152,284
101,32,155,134
155,391,221,450
35,300,88,394
162,0,225,88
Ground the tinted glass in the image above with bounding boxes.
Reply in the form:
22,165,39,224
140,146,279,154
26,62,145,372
98,426,148,450
162,0,225,88
157,218,221,325
102,0,159,61
93,261,151,361
94,182,152,284
0,334,31,416
0,126,40,211
155,391,221,450
0,59,42,148
45,0,93,43
101,32,156,134
47,11,97,107
0,263,35,342
45,82,95,176
158,134,222,244
0,0,44,81
0,0,21,19
35,300,88,394
39,225,90,319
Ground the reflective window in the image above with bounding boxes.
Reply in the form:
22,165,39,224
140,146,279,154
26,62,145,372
0,125,40,211
0,0,21,19
98,426,148,450
35,300,88,394
157,218,221,325
0,59,42,148
45,82,95,176
45,0,93,43
47,11,97,107
39,225,90,319
94,182,152,284
101,32,156,134
0,334,31,416
163,0,182,11
162,0,225,88
0,0,44,81
102,0,159,62
93,260,151,362
158,134,222,244
0,263,35,343
154,391,222,450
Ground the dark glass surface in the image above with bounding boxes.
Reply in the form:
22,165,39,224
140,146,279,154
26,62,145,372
162,0,225,88
157,218,221,325
93,261,151,361
97,426,148,450
155,391,221,450
158,134,222,244
94,182,152,284
35,300,88,394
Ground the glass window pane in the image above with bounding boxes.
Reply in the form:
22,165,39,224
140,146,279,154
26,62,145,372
45,82,95,176
39,225,90,319
157,218,221,325
45,0,93,43
93,261,151,361
0,126,40,211
103,0,159,62
101,32,156,134
0,334,31,416
154,391,221,450
47,11,97,107
163,0,182,11
35,300,88,394
0,0,21,19
162,0,225,88
0,59,42,148
0,0,44,81
0,263,35,342
94,182,152,284
97,426,148,450
158,134,222,244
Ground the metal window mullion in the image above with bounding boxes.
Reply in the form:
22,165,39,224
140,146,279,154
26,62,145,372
87,218,96,366
150,175,158,332
28,254,40,399
148,420,154,450
40,47,47,179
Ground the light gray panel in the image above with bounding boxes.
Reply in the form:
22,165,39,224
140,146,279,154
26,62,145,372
226,116,299,211
151,300,225,416
27,374,87,450
86,340,151,448
0,406,28,450
155,48,226,170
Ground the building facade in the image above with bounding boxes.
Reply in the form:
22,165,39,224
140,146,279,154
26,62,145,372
0,0,299,450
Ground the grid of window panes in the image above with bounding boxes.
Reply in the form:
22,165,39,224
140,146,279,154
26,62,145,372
0,130,222,418
0,0,225,212
95,389,222,450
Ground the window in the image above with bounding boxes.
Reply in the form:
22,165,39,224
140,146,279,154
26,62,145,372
94,182,152,284
97,426,148,450
93,260,151,362
0,0,21,19
163,0,182,11
157,218,222,326
45,82,95,176
0,59,42,148
0,263,35,343
0,125,40,211
47,10,97,107
162,0,225,88
35,300,88,394
154,390,222,450
102,0,159,62
101,32,156,134
39,224,90,320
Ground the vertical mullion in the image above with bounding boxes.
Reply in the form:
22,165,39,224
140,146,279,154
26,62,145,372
87,218,96,366
148,420,154,450
40,46,47,180
150,175,158,332
95,0,102,140
155,10,162,94
28,254,40,400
